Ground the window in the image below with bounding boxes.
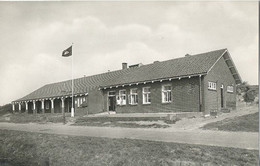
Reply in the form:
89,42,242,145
227,85,234,93
162,85,172,103
118,90,126,105
208,82,217,90
143,87,151,104
129,89,138,105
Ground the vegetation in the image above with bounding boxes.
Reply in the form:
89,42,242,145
237,81,258,103
0,129,258,166
0,103,12,116
202,112,259,132
73,116,180,128
244,90,256,103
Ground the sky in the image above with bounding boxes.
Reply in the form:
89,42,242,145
0,1,258,106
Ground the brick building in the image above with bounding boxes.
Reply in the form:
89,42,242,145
12,49,242,115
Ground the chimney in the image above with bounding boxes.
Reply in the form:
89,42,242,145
122,63,127,69
185,54,191,57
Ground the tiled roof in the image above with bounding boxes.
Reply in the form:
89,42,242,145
15,68,134,102
15,48,233,102
100,49,227,87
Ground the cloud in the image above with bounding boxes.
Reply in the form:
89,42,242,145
0,1,258,105
0,53,70,104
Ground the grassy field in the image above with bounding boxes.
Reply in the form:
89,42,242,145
202,112,259,132
72,116,180,128
0,129,258,166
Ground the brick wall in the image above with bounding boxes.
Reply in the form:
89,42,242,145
204,54,237,114
103,77,200,113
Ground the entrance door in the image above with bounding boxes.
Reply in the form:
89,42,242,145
220,85,224,108
108,96,116,111
108,91,116,111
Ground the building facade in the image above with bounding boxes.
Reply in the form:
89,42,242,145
12,49,241,115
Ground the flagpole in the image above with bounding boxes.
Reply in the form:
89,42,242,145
71,43,74,117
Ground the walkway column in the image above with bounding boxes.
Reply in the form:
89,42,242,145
25,102,28,113
12,103,15,112
18,102,21,113
61,98,65,124
33,100,36,114
51,99,54,114
41,100,45,114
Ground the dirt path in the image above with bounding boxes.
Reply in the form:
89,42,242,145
0,122,258,150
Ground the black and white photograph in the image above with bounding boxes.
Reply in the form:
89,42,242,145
0,1,258,166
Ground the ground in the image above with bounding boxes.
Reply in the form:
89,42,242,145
0,129,258,166
72,116,179,128
202,112,258,132
0,102,258,165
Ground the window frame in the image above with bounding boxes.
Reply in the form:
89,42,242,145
142,87,151,104
208,81,217,91
227,85,234,93
129,88,138,105
162,84,172,103
118,89,127,105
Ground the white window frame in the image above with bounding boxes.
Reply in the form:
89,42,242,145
227,85,234,93
129,88,138,105
162,84,172,103
142,87,151,104
118,90,127,105
208,81,217,91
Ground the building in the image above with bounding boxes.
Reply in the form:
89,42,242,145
12,48,242,115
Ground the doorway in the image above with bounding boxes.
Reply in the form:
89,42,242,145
108,91,116,111
220,85,224,108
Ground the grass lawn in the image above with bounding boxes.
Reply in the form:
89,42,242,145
202,112,259,132
0,129,258,166
73,116,179,128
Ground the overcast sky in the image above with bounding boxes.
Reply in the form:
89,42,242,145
0,1,258,106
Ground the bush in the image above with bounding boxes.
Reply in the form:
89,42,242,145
0,103,12,115
243,90,255,103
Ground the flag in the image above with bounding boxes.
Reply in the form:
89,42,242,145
62,46,72,57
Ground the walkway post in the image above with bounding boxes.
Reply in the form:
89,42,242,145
33,100,36,114
25,102,28,114
51,99,54,114
18,102,21,113
41,100,45,114
61,98,65,124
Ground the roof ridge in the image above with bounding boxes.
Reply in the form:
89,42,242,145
131,48,227,69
